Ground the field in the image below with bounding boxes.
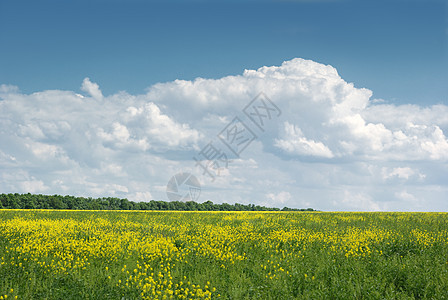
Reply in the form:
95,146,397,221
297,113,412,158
0,210,447,299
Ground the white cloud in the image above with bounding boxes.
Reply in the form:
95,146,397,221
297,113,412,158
383,167,425,181
0,150,17,165
0,84,19,94
130,191,153,202
275,122,334,158
395,190,418,202
266,191,291,204
0,58,447,210
339,191,381,212
81,77,103,100
19,179,48,194
97,122,150,151
122,103,202,150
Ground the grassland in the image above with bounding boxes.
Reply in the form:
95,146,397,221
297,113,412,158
0,210,447,299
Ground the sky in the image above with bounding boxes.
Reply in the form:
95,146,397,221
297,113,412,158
0,0,447,211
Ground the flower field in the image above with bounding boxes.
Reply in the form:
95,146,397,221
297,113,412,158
0,210,447,299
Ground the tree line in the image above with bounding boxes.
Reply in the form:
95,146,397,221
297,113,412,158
0,193,314,211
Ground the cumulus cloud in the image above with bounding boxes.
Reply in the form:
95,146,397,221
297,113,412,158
339,190,381,212
0,78,202,199
130,191,153,202
81,77,103,100
382,167,425,181
266,191,291,204
275,122,334,158
0,84,19,94
146,58,448,162
122,103,202,150
0,58,447,211
19,180,48,194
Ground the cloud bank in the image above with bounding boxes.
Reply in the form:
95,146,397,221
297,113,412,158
1,58,447,211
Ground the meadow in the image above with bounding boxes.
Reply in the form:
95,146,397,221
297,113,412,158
0,210,447,299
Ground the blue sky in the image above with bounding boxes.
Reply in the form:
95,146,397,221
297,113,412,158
1,0,447,211
1,0,446,104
